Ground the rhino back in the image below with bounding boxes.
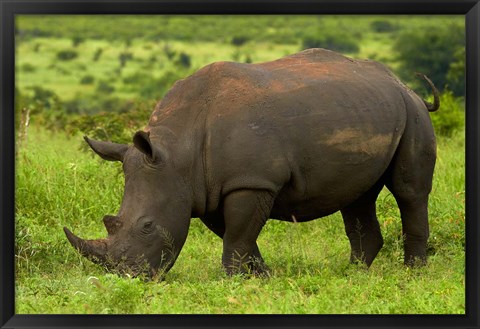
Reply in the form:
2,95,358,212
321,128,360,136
200,49,408,215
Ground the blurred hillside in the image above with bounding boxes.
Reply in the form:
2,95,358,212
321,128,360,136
15,15,465,143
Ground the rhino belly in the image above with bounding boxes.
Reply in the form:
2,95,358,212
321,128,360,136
269,131,400,222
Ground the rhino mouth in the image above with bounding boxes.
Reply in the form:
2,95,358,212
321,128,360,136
111,260,158,279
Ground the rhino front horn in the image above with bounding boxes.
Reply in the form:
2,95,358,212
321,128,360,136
63,227,108,265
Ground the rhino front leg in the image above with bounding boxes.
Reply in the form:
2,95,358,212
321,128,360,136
222,189,275,276
199,214,270,274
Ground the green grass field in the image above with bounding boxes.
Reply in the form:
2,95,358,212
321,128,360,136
15,125,465,314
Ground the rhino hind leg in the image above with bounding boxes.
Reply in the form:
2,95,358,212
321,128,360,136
221,189,275,276
387,163,432,266
393,196,430,266
341,182,384,267
385,106,436,266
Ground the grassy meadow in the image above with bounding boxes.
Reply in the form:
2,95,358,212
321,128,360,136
15,126,466,314
15,15,465,314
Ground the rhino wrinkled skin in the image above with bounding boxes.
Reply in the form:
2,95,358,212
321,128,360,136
64,48,439,278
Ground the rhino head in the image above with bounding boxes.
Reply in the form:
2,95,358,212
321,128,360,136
64,131,191,279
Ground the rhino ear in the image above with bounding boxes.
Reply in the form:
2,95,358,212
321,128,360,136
133,130,165,163
84,136,129,162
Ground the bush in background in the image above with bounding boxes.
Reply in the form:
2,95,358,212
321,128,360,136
446,47,465,96
16,86,69,132
393,22,464,97
96,80,115,94
231,35,249,46
163,43,176,60
67,101,153,149
93,48,103,62
21,63,36,73
175,52,191,69
430,90,464,137
119,51,134,68
302,31,359,53
56,49,78,61
122,69,187,101
80,75,95,85
370,20,399,33
71,36,84,47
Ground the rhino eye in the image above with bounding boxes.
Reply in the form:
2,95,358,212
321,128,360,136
140,220,155,235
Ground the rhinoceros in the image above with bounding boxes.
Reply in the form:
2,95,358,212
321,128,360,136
64,48,439,278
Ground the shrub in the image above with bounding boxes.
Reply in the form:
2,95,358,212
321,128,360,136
64,95,130,115
122,72,145,86
446,47,465,96
231,50,241,62
69,112,129,146
71,36,84,47
136,70,185,100
370,20,398,33
26,86,60,113
21,63,36,73
302,32,359,53
56,49,78,61
148,54,157,64
80,75,95,85
232,51,253,63
393,22,464,97
163,44,176,60
18,86,68,132
93,48,103,62
430,91,464,136
231,35,249,46
127,68,184,101
175,52,191,68
67,101,152,149
96,80,115,94
119,51,134,67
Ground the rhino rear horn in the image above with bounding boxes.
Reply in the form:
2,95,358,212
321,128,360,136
84,136,129,162
103,215,122,236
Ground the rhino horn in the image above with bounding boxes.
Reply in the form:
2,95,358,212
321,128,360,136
63,227,108,265
103,215,122,236
84,136,129,162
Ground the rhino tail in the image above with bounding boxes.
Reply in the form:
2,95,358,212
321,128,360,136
415,73,440,112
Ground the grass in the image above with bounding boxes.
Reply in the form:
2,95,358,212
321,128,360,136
15,124,465,314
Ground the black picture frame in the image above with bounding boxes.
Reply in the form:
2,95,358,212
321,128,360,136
1,1,479,328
